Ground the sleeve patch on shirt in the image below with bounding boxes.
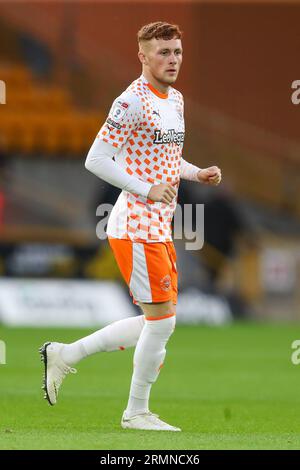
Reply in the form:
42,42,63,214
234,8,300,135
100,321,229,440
110,100,130,121
107,117,122,129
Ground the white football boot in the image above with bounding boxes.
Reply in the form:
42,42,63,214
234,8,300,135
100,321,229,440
39,342,77,405
121,411,181,432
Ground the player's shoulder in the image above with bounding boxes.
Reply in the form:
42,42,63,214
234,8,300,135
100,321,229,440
115,76,145,109
170,86,184,104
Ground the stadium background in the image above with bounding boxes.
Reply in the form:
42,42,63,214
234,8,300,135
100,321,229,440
0,0,300,450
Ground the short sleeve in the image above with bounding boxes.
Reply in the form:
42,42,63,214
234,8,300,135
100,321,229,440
97,91,141,150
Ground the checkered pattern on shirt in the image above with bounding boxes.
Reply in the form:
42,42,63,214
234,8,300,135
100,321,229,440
97,76,184,242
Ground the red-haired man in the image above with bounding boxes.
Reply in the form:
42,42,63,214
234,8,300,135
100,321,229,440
40,21,222,431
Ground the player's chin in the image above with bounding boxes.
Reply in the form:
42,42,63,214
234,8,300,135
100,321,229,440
163,73,178,84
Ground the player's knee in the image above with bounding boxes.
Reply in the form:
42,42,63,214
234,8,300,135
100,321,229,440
139,299,176,319
150,313,176,338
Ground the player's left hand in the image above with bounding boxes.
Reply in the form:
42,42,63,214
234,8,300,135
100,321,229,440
197,166,222,186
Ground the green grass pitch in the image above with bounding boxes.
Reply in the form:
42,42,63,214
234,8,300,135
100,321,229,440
0,322,300,450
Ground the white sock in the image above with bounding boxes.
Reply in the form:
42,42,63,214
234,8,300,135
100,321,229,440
125,314,176,418
60,315,145,366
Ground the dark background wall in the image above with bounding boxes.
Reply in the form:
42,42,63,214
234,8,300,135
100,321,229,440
0,1,299,141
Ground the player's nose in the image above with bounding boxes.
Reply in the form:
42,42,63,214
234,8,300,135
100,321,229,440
169,54,178,64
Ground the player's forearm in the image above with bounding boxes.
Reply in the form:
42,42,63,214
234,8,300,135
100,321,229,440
85,139,152,198
180,158,201,181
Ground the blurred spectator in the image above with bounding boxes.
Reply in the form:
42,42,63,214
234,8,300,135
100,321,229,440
18,32,53,79
202,184,247,283
178,180,256,317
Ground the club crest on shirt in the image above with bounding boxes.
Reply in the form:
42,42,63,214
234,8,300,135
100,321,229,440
111,100,130,121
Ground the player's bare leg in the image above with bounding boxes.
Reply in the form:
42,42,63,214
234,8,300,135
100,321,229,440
121,299,181,431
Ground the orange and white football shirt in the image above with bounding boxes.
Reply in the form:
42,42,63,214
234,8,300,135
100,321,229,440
97,74,185,243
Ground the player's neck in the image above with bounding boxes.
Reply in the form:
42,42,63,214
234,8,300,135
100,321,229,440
142,71,170,96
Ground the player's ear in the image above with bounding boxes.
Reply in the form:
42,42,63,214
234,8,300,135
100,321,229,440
138,50,147,65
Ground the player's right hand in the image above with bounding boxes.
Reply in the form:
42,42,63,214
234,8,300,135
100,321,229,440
147,183,177,204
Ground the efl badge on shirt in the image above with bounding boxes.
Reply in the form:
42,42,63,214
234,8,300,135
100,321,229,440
111,100,129,121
